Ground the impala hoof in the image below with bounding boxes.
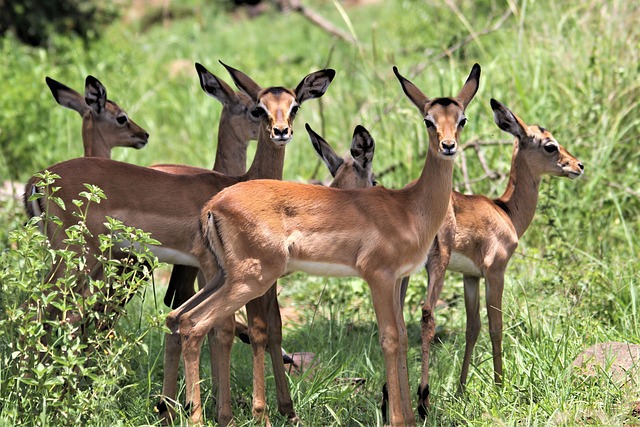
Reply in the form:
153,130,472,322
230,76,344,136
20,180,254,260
155,399,174,425
380,382,389,423
417,383,430,419
288,414,302,425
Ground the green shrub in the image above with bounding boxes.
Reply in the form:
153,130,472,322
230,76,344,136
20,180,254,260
0,173,163,426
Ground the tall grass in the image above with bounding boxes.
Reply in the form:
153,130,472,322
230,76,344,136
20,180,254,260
1,0,639,425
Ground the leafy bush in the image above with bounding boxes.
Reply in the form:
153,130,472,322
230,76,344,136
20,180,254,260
0,173,163,426
0,0,119,46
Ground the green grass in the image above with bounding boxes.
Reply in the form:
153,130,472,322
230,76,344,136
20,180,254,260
1,0,640,425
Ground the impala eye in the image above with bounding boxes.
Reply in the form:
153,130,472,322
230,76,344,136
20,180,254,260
459,118,468,128
116,115,128,125
424,119,435,129
543,144,558,153
250,107,266,118
290,105,299,116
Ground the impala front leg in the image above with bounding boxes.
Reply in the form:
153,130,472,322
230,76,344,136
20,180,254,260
394,277,414,422
418,239,451,416
159,331,182,423
246,293,271,426
369,274,415,427
263,284,300,424
181,328,206,425
485,267,506,386
215,316,236,426
459,275,481,392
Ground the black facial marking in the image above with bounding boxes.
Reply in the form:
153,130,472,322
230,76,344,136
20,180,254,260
431,97,460,108
263,87,288,96
250,107,266,118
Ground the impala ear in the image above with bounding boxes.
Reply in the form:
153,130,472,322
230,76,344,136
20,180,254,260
294,69,336,104
195,62,238,105
84,75,107,115
219,60,263,102
393,66,430,115
46,77,87,116
456,63,481,109
490,98,529,141
306,123,343,177
350,125,375,172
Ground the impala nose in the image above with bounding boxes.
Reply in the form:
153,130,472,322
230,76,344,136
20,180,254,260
441,140,457,156
273,126,290,138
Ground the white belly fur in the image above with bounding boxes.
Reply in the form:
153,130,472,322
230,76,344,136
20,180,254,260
448,251,482,276
287,259,359,277
114,240,199,267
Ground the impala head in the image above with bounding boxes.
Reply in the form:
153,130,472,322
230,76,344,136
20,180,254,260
491,98,584,179
45,75,149,153
306,123,377,189
220,61,335,146
393,63,480,159
195,62,260,143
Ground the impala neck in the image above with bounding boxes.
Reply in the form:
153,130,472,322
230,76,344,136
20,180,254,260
245,125,286,180
496,142,541,238
407,146,455,239
82,113,110,159
212,110,249,176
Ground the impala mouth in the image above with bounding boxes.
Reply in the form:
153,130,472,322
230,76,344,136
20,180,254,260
440,148,458,158
271,136,292,146
566,170,583,179
134,139,148,149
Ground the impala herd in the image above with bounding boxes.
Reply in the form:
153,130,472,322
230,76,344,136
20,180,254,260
24,60,583,426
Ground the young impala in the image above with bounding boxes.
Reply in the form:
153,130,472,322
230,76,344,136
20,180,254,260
166,63,481,426
153,62,261,310
412,99,584,416
45,75,149,158
24,62,335,426
161,122,377,426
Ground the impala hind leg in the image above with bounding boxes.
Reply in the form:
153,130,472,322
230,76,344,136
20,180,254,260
418,245,450,417
175,272,279,426
459,275,481,392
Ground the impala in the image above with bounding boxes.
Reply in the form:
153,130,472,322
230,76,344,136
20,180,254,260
153,62,261,310
411,98,584,415
45,75,149,158
161,122,377,426
166,63,481,426
307,123,376,190
24,62,335,425
235,123,378,426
